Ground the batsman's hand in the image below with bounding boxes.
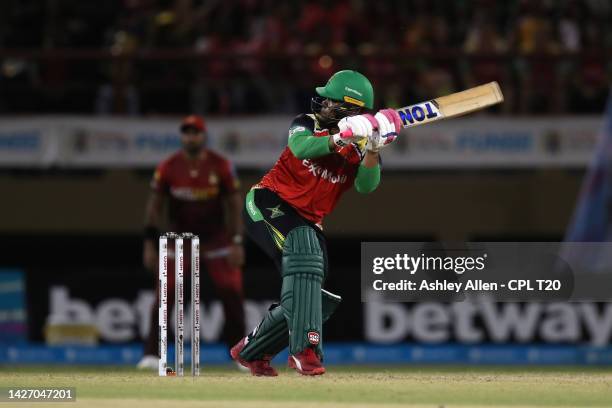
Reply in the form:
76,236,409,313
333,114,377,148
368,109,401,152
143,239,157,272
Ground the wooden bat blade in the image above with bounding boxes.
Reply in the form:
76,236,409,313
436,81,504,117
395,82,504,129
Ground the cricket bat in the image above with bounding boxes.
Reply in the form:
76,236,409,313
336,82,503,139
395,81,503,129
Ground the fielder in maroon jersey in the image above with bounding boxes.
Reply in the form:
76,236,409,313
230,70,401,376
137,115,246,370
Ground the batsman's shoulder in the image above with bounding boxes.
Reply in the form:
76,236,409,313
288,113,315,137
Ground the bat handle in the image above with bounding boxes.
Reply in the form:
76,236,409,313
339,129,353,139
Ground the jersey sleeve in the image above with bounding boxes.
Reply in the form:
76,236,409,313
219,158,240,195
287,114,333,159
354,163,380,194
151,161,171,194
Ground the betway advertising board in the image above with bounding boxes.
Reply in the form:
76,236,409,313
20,267,612,347
2,265,612,365
0,116,602,169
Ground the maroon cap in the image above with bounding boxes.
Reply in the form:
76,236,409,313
180,115,206,132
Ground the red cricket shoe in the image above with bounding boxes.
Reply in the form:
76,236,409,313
288,347,326,376
230,337,278,377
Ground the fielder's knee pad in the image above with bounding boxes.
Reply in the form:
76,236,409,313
281,226,325,354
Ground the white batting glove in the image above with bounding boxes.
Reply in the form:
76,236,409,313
334,114,377,148
367,109,402,152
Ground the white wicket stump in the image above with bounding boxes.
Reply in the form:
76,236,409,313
158,232,200,377
175,236,184,376
191,236,200,376
158,236,168,377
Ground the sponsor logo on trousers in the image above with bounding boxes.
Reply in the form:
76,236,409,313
308,331,320,345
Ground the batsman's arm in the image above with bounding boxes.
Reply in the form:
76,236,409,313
287,114,334,159
354,151,380,194
288,130,332,159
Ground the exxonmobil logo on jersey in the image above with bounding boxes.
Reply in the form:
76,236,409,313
302,159,348,184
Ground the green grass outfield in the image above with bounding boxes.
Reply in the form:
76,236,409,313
1,365,611,408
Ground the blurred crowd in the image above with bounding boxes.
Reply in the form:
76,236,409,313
0,0,611,115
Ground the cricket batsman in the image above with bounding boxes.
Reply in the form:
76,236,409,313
138,115,246,370
231,70,401,376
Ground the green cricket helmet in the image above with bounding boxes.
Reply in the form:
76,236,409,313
311,70,374,126
316,70,374,109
